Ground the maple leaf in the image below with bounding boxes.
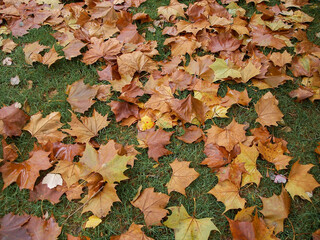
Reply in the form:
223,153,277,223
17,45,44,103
64,110,109,143
285,160,320,201
66,79,98,113
257,141,292,170
1,139,18,162
157,0,187,21
117,51,157,77
29,183,64,205
80,143,132,183
206,119,247,151
110,223,154,240
52,160,83,187
63,39,87,60
269,51,292,67
176,125,203,143
234,143,262,187
221,88,251,107
117,24,145,44
131,187,170,226
175,20,210,35
52,142,85,162
227,214,279,240
208,180,246,213
289,86,314,101
82,183,120,218
23,112,66,144
164,204,219,240
109,101,139,122
208,32,242,53
164,36,201,56
185,55,215,81
166,159,199,195
201,144,232,169
0,213,31,240
260,187,291,234
255,92,284,126
0,150,51,190
209,58,241,81
0,103,30,137
137,128,173,162
2,39,17,53
26,215,61,240
23,41,49,65
217,161,247,187
39,46,63,67
240,61,261,83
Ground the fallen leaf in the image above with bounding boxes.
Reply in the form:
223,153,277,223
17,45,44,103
285,160,320,201
289,86,314,101
176,125,203,143
1,139,18,162
166,159,199,195
2,39,17,53
0,213,31,240
85,216,102,228
66,79,98,113
51,160,82,187
201,144,232,169
209,58,241,81
240,61,261,83
110,223,154,240
10,75,20,85
221,88,251,107
63,39,87,60
109,101,139,122
131,187,170,226
255,92,284,126
64,110,109,143
269,51,292,67
42,173,63,189
39,46,63,67
260,187,291,234
208,180,246,213
157,0,187,21
23,41,49,65
26,215,61,240
164,204,219,239
29,183,64,204
23,112,66,144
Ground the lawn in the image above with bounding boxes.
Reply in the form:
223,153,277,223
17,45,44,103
0,0,320,239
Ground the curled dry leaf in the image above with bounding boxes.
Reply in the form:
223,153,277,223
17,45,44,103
131,187,170,226
66,79,98,113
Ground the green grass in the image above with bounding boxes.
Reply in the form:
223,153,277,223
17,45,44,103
0,0,320,239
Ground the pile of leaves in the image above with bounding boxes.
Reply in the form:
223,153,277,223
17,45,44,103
0,0,320,239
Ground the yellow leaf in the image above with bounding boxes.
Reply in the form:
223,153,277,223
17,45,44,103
209,58,241,82
85,215,102,228
139,115,155,131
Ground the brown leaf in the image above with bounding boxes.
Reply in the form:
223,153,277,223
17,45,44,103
64,110,109,143
1,139,18,162
255,92,284,126
2,39,17,53
164,35,201,56
98,64,121,81
110,223,154,240
0,103,30,137
0,150,51,190
66,79,98,114
52,160,83,188
23,41,49,65
52,142,85,162
217,161,247,187
137,128,173,162
117,51,157,77
269,51,292,67
207,32,242,53
206,119,247,151
82,183,121,218
26,216,61,240
0,213,31,240
63,39,87,60
201,144,232,169
131,187,170,226
166,159,199,195
157,0,187,21
29,183,64,205
221,88,251,107
176,125,203,143
109,101,139,122
185,55,215,81
117,24,145,44
23,112,66,144
289,86,314,101
39,46,63,67
260,187,291,234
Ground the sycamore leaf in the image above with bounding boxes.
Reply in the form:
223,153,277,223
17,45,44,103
23,112,66,144
158,0,187,21
285,160,320,201
176,125,203,144
26,215,62,240
255,92,284,126
109,101,139,122
269,51,292,67
137,128,173,162
29,183,64,205
64,110,109,143
0,150,51,190
0,213,31,240
1,139,18,162
52,142,85,162
51,160,82,187
0,103,30,137
39,46,63,67
82,183,120,218
201,144,232,169
85,216,102,228
208,180,246,213
164,36,201,57
131,188,170,226
166,159,199,195
164,205,219,240
206,119,247,151
209,58,241,81
234,143,262,187
185,55,215,81
23,41,49,65
260,187,291,234
110,223,154,240
63,39,87,60
240,62,261,83
221,88,251,107
66,79,98,114
208,32,242,53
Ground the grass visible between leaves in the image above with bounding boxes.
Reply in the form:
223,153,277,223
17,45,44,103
0,0,320,239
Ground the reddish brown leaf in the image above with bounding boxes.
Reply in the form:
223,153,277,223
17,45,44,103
0,103,30,137
0,213,31,240
177,125,203,143
117,24,145,44
207,32,242,53
289,86,314,101
1,139,18,162
63,39,87,60
201,144,232,169
109,101,139,122
26,216,61,240
52,142,85,162
29,183,64,205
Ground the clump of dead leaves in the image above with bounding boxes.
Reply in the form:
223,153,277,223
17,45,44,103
0,0,320,239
